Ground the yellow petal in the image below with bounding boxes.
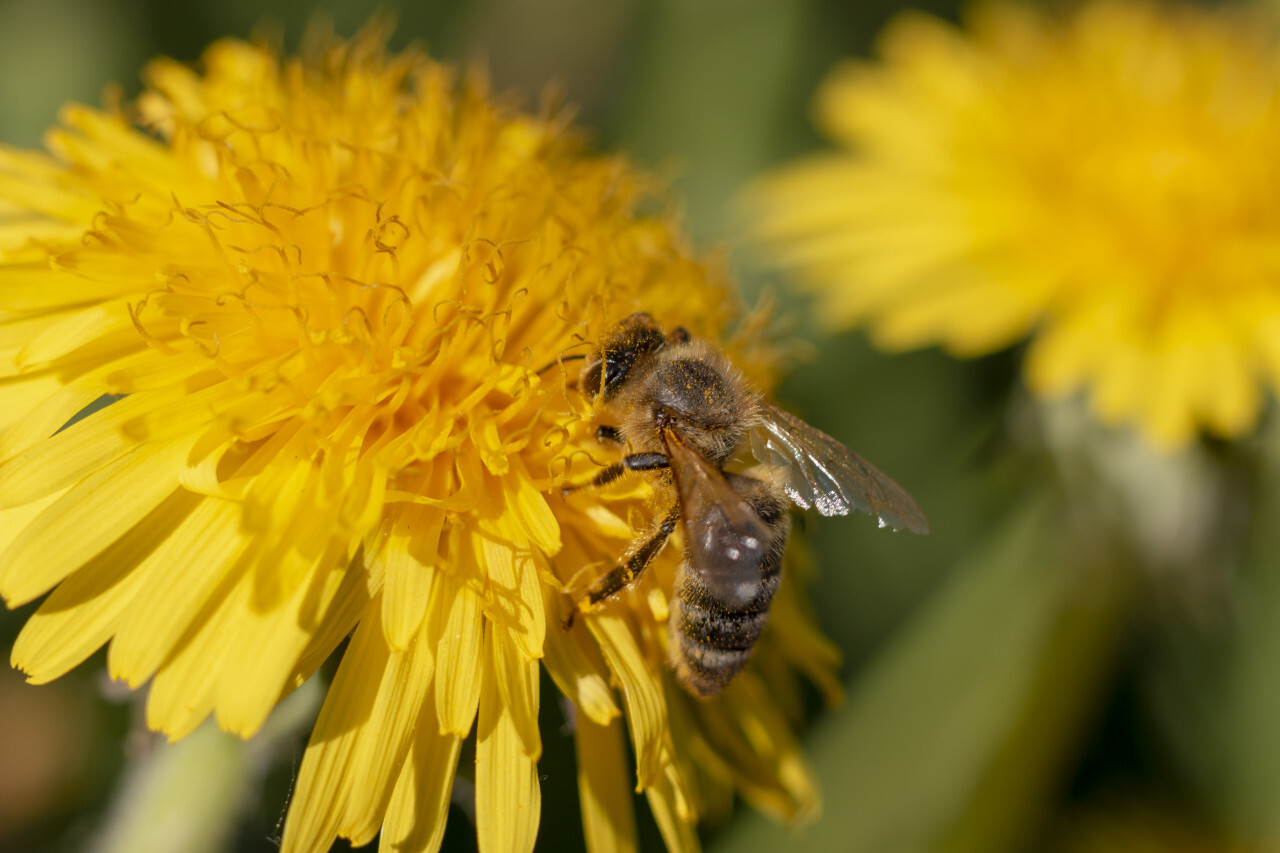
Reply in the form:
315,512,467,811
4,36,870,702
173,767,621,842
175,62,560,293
575,714,639,853
213,539,356,738
0,379,223,508
0,369,112,463
15,300,138,368
514,547,550,660
382,685,463,853
478,514,545,662
339,454,389,551
767,583,844,706
644,766,702,853
491,623,541,761
0,488,65,558
476,624,541,853
0,142,79,185
115,376,243,444
587,611,666,791
473,416,510,476
540,582,619,726
279,602,389,853
0,151,100,221
103,348,213,393
339,603,437,845
144,603,227,741
105,497,249,688
580,504,635,540
1025,315,1096,395
11,491,201,683
0,435,194,606
661,685,730,824
430,528,485,736
289,560,377,689
182,417,296,501
0,261,125,311
0,219,82,250
510,456,561,555
379,504,444,651
0,312,74,373
58,104,178,187
0,373,65,435
239,455,327,608
147,522,360,741
696,673,819,823
142,536,335,740
240,451,314,538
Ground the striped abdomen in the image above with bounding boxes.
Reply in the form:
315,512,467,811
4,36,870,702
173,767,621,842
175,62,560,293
669,475,790,698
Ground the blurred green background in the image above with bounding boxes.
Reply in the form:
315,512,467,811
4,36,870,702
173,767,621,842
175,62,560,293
1,0,1272,851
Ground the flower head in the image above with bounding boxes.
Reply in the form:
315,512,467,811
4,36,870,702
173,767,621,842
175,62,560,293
0,24,835,852
747,0,1280,449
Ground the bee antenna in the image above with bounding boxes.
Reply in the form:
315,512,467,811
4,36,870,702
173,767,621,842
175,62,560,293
535,353,587,376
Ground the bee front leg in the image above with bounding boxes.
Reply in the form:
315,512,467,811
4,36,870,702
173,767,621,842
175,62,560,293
564,506,680,629
559,452,669,496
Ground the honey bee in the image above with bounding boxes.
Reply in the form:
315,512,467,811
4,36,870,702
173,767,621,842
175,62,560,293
557,313,929,697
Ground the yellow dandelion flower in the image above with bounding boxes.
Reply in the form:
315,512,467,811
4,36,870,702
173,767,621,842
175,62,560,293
0,24,838,853
747,0,1280,449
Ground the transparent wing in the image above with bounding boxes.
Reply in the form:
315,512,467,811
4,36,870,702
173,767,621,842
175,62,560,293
751,403,929,533
661,427,772,602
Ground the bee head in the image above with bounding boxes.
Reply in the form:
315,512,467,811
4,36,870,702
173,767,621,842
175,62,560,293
583,312,667,400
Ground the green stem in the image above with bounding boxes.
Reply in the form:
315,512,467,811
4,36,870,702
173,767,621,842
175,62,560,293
90,677,322,853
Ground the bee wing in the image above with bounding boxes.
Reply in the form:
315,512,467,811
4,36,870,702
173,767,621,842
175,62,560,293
661,427,773,600
751,403,930,533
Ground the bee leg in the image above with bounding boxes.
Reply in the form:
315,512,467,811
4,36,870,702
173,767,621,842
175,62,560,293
564,506,680,628
560,452,669,496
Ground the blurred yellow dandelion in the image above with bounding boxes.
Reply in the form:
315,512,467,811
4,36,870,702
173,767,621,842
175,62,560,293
0,24,835,853
748,0,1280,448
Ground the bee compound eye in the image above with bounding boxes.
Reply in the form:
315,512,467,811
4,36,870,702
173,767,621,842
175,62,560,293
581,358,603,397
604,358,626,388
